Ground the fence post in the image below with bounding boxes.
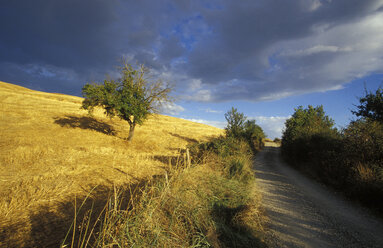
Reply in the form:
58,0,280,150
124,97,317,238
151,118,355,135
186,148,191,168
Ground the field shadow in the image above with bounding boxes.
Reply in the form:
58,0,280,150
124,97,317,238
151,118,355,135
0,182,146,248
54,115,116,136
169,132,198,144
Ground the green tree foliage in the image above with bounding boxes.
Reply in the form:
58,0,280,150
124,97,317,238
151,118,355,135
282,105,338,162
343,119,383,165
224,107,266,150
224,107,246,138
243,120,266,150
352,86,383,123
283,105,335,142
243,120,265,140
82,63,173,141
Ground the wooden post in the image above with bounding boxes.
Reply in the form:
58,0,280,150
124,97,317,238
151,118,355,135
186,148,191,168
183,153,186,167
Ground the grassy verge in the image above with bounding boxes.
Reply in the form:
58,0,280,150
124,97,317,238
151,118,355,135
62,136,266,247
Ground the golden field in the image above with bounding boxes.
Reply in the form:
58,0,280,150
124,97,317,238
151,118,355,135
0,81,223,247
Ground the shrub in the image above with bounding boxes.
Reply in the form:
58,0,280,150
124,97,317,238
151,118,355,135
282,105,338,164
343,119,383,164
243,120,266,150
223,107,265,151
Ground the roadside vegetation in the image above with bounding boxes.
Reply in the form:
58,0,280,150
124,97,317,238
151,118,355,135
62,107,267,247
281,86,383,213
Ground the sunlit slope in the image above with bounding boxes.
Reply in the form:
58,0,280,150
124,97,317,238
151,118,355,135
0,81,223,243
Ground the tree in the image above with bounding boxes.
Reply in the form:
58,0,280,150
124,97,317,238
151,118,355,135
282,105,337,160
81,63,173,141
352,86,383,123
224,107,246,138
243,119,266,150
243,120,265,141
282,105,335,143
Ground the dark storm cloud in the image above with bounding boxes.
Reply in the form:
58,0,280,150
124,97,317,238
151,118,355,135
0,0,184,94
177,0,383,101
159,36,186,63
187,0,382,84
0,0,120,69
1,0,383,100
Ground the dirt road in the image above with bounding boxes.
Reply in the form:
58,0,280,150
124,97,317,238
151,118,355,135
254,142,383,248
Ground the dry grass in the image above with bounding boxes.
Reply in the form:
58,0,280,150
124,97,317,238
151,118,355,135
61,137,266,247
0,81,223,247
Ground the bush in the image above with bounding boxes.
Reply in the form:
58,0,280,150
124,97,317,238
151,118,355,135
188,135,255,184
282,105,338,164
223,107,265,151
243,120,266,150
343,119,383,164
342,120,383,206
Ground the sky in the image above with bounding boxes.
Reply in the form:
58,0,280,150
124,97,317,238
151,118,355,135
1,0,383,139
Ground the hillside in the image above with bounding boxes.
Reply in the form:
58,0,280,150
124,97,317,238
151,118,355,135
0,81,224,246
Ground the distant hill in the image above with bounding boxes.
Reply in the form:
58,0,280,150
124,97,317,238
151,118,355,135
0,81,223,247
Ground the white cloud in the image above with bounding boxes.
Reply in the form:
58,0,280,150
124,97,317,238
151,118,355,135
308,0,322,11
250,116,290,139
188,79,202,91
185,89,212,102
263,11,383,98
204,108,223,114
184,118,226,129
184,115,290,139
160,102,185,115
281,45,352,57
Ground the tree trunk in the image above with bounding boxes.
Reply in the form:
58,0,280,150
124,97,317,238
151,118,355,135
127,123,136,141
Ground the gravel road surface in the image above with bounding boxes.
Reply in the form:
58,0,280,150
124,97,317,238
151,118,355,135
254,142,383,248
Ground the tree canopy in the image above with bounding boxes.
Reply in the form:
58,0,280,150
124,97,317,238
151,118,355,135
243,120,265,141
82,63,173,141
224,107,265,150
282,105,336,144
224,107,246,138
352,86,383,123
